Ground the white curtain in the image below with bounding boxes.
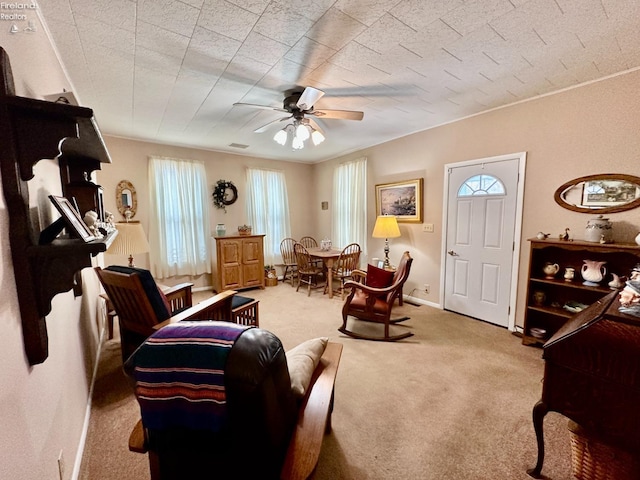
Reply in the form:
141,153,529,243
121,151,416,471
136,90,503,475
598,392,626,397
245,168,291,266
332,157,367,254
148,156,211,278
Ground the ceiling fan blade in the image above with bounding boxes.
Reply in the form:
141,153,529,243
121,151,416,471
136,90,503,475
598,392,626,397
233,102,289,113
296,87,325,111
311,109,364,121
253,115,292,133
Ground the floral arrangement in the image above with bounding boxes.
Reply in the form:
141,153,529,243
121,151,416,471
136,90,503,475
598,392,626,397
212,179,237,212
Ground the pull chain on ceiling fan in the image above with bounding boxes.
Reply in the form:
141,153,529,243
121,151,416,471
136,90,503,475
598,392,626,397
233,86,364,149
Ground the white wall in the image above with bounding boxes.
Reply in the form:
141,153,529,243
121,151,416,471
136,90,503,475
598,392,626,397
314,68,640,327
0,16,104,480
97,136,317,288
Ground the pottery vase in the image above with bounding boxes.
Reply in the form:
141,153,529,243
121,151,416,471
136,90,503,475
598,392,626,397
542,262,559,279
216,223,226,236
581,259,607,285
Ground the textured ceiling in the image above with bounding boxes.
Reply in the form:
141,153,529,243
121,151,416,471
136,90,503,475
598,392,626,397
36,0,640,163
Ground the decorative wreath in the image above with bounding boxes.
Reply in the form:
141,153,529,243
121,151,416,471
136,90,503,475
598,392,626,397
212,179,238,212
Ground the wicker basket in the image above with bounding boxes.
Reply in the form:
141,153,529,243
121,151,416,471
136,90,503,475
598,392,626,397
568,420,640,480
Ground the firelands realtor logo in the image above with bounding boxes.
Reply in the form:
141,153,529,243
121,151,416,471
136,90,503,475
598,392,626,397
2,2,38,34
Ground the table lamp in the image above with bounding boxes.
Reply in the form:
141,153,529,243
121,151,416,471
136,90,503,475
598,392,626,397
372,215,401,269
108,221,149,267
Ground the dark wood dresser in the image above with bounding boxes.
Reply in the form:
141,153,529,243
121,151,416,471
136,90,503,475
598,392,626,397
527,289,640,478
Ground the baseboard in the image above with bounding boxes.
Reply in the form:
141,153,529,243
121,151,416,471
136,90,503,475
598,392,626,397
72,308,108,480
404,294,441,309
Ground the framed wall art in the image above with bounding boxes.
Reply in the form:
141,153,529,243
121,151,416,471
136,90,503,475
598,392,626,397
48,195,96,242
375,178,423,223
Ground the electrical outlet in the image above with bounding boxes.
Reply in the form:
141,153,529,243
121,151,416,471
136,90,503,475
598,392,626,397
58,450,64,480
424,284,430,293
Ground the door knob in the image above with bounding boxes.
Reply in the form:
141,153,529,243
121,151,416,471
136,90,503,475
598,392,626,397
447,250,459,256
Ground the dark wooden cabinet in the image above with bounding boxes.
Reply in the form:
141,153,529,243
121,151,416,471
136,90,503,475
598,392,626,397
522,238,640,346
214,234,265,292
527,290,640,477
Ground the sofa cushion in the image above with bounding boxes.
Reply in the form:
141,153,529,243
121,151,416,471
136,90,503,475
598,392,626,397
285,337,328,398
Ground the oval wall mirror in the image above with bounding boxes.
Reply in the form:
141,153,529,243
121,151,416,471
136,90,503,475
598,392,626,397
116,180,137,220
554,173,640,214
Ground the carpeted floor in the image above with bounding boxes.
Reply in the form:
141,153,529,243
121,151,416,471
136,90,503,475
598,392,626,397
79,284,573,479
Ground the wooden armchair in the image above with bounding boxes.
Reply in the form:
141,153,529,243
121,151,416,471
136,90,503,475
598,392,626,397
126,323,343,480
339,251,414,341
94,266,235,362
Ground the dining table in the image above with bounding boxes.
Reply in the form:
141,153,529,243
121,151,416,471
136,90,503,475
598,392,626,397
307,247,342,299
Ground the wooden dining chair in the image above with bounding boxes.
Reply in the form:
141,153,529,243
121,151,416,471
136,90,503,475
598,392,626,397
280,237,298,287
294,243,325,296
300,236,323,269
328,243,361,299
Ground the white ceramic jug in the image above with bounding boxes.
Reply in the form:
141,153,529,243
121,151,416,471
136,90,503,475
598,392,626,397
581,259,607,285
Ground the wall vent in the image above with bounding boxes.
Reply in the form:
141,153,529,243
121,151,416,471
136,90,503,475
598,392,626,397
228,143,249,149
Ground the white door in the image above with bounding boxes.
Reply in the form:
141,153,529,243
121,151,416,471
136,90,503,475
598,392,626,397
443,154,525,328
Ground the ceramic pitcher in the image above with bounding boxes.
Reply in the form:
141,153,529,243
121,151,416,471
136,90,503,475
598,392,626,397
581,259,607,285
542,262,559,278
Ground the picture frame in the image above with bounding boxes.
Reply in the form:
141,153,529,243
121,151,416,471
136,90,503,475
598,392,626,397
375,178,423,223
48,195,96,242
581,179,640,208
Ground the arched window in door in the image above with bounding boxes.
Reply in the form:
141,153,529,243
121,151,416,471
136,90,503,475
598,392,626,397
457,174,506,196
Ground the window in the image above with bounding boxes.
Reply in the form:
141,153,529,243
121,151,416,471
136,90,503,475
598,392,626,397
245,168,291,265
148,156,211,278
332,157,367,252
458,174,505,196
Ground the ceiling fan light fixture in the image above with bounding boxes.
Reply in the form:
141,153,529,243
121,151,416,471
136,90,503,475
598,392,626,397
311,129,325,145
295,122,310,141
273,128,288,146
292,136,304,150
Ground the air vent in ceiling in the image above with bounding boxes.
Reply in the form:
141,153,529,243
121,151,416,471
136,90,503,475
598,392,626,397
229,143,249,149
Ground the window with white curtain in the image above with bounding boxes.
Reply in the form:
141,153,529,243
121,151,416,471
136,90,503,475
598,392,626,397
148,156,211,279
332,157,367,253
245,168,291,266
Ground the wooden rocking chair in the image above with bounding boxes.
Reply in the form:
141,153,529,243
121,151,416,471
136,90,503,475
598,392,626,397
339,251,414,341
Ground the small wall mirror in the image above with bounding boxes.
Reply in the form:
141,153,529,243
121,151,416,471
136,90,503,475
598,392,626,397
116,180,137,220
554,173,640,214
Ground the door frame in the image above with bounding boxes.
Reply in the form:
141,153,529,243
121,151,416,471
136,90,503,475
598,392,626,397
439,152,527,331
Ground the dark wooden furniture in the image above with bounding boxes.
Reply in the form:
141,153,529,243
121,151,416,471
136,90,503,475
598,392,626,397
523,238,640,346
94,266,231,362
339,251,413,341
231,295,260,326
0,48,114,364
128,341,343,480
214,233,265,291
527,290,640,478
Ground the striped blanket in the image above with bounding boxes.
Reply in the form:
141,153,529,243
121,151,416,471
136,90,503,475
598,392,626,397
130,321,252,432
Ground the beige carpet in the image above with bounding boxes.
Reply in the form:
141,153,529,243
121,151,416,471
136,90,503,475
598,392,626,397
79,284,573,480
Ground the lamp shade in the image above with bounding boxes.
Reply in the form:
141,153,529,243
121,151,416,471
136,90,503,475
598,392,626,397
372,215,401,239
108,222,149,264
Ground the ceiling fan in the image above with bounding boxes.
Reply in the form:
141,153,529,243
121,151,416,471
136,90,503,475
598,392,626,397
233,87,364,148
